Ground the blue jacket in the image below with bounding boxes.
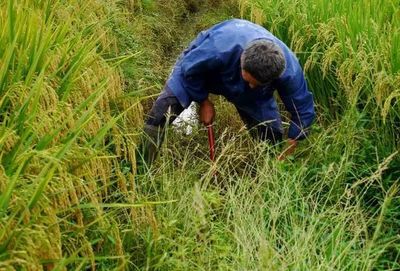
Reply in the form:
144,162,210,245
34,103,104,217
167,19,315,139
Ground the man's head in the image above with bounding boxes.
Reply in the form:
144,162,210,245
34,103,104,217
241,39,286,88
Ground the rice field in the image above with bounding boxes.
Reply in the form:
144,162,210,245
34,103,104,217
0,0,399,270
0,0,141,269
240,0,400,132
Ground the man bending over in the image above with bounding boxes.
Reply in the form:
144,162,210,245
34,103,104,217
137,19,316,171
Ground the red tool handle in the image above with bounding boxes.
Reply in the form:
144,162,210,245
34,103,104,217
207,124,215,161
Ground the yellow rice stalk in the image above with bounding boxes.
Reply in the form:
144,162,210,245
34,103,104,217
382,90,400,121
288,24,309,56
0,127,19,154
243,0,400,128
0,164,7,202
250,6,265,25
238,0,265,25
374,72,393,110
0,0,142,269
320,43,342,77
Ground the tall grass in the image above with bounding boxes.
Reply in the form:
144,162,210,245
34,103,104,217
0,0,143,269
231,0,400,268
239,0,400,144
1,0,398,270
0,0,239,269
131,110,399,270
116,0,399,269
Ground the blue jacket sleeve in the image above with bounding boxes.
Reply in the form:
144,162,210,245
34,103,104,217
276,70,316,140
180,43,222,103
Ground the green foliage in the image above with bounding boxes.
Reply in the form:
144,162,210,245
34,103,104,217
1,0,399,270
128,0,400,269
132,114,399,269
240,0,400,144
0,0,142,269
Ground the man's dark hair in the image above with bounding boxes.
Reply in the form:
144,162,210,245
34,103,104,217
241,39,286,84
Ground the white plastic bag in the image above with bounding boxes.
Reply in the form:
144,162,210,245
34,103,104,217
172,102,198,135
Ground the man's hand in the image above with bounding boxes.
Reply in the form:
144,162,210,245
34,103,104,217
278,139,297,161
199,98,215,125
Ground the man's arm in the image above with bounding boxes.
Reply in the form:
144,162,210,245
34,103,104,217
275,59,315,160
180,40,222,104
276,68,315,141
179,39,222,126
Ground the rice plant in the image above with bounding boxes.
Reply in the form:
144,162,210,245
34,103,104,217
239,0,400,144
1,0,399,270
0,0,143,269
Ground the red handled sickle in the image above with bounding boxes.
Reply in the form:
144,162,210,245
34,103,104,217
207,124,219,182
207,124,215,161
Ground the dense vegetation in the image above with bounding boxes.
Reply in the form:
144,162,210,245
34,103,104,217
0,0,398,270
